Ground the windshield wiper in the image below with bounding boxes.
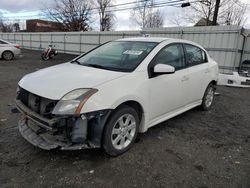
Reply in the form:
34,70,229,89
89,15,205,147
82,63,130,72
84,63,108,69
71,59,81,64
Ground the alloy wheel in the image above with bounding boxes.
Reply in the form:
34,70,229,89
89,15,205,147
3,51,13,60
205,87,214,108
111,114,136,150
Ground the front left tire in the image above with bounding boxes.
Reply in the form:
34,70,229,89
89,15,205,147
102,105,139,156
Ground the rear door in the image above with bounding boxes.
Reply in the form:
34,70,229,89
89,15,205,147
183,44,210,104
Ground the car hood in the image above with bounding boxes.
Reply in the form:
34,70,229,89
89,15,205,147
19,63,128,100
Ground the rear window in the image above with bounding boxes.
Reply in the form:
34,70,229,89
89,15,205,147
0,40,8,44
184,44,207,65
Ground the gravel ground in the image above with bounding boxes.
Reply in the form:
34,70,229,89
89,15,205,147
0,49,250,188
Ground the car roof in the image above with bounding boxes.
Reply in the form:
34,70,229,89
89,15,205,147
0,39,11,44
117,37,206,51
117,37,170,43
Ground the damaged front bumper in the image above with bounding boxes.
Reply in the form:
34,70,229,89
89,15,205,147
16,99,112,150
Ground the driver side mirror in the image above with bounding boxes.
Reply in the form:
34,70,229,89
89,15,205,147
153,64,175,75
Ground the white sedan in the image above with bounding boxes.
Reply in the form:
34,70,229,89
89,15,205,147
0,39,21,60
16,37,218,156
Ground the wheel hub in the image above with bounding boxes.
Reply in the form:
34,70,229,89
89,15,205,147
111,114,136,150
205,87,214,107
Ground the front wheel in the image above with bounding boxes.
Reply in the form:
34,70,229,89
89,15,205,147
102,105,139,156
201,83,216,111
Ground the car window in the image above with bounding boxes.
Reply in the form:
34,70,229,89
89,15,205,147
154,44,185,70
184,44,207,65
0,40,7,44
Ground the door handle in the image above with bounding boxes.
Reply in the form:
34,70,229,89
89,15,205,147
181,76,189,82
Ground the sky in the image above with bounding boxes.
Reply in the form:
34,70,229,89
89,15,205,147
0,0,249,30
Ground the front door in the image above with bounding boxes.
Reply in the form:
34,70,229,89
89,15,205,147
148,44,188,122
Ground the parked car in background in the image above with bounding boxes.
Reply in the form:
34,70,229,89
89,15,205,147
218,60,250,87
0,39,21,60
15,37,218,156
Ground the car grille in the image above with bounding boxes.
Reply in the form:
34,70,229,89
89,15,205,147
17,88,58,118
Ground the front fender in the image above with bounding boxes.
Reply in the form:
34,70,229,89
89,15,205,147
80,93,147,114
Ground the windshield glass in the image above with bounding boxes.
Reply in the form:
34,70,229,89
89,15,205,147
75,41,158,72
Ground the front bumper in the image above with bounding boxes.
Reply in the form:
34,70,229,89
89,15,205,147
13,48,21,57
18,119,93,150
16,99,112,150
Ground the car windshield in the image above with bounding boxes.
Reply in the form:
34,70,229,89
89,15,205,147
75,41,158,72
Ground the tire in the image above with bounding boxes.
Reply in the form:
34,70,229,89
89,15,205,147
102,105,139,156
41,53,49,61
201,83,216,111
2,51,14,60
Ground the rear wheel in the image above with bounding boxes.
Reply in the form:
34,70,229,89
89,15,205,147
41,53,49,61
2,51,14,60
102,105,139,156
201,83,215,111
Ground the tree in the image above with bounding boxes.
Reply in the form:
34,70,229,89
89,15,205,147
212,0,220,25
45,0,92,31
167,9,189,27
96,0,115,31
184,0,247,26
145,9,163,28
222,0,247,25
0,12,5,32
13,23,20,32
187,0,217,25
130,0,163,29
0,23,13,32
0,14,13,32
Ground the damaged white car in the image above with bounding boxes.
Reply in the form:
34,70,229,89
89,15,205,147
16,38,218,156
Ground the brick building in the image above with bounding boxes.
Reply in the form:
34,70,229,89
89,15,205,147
26,19,64,32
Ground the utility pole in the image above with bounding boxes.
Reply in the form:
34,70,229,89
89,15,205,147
212,0,220,25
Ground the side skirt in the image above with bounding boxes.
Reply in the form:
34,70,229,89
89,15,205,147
146,100,202,130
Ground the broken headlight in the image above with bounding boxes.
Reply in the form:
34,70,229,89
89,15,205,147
52,88,98,116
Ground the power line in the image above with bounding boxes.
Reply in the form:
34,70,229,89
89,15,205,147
1,0,207,22
1,0,185,20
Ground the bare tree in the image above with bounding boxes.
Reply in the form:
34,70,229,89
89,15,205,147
222,0,247,25
167,9,189,26
13,23,20,32
0,12,5,32
45,0,92,31
102,13,115,31
183,0,247,26
145,9,163,28
96,0,115,31
131,0,151,28
0,13,14,32
0,23,13,32
130,0,163,29
187,0,217,25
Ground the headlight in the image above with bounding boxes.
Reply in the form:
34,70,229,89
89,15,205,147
52,88,98,116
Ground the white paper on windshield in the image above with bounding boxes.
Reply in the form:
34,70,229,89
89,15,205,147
123,50,143,55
